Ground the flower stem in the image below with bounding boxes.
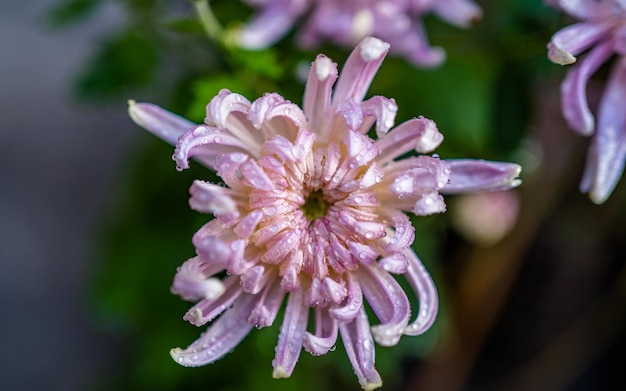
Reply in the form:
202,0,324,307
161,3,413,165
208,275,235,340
194,0,223,43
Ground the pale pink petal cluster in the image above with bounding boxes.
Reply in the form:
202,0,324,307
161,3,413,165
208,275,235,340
548,0,626,203
130,37,521,389
237,0,482,67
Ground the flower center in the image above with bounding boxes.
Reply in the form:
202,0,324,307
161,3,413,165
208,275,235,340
301,189,329,221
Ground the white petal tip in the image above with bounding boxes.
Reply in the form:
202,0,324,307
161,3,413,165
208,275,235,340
361,380,383,391
548,43,577,65
360,37,389,62
272,366,290,379
315,56,335,81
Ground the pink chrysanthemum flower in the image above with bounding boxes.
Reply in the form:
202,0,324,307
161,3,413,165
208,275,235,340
129,37,520,389
237,0,482,67
548,0,626,203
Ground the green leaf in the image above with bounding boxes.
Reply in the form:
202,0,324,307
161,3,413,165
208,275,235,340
163,17,205,35
229,47,284,80
185,74,253,122
76,30,159,99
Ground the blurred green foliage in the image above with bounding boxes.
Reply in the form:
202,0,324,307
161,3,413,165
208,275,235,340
49,0,566,390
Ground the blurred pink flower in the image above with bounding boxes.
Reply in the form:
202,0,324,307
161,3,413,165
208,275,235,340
130,37,520,389
237,0,482,67
451,190,520,246
548,0,626,203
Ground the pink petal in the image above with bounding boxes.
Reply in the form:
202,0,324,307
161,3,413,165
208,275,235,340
173,125,254,170
171,292,257,367
586,56,626,203
338,307,383,390
560,39,615,135
183,275,243,326
432,0,482,28
441,159,522,193
234,210,264,239
385,19,446,68
303,307,339,356
171,257,225,302
238,0,308,49
240,158,276,191
381,210,415,255
249,93,308,140
240,265,272,294
189,180,241,224
272,288,309,379
214,153,251,191
205,89,265,151
332,37,390,104
303,55,338,131
128,101,195,146
330,272,363,322
356,263,410,346
375,116,443,165
548,22,612,65
248,273,285,328
556,0,622,20
359,96,398,137
403,250,438,336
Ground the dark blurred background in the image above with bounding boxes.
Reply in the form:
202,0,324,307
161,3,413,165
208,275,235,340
0,1,135,390
2,1,626,390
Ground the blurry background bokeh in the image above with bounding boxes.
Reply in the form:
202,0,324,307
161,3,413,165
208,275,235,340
2,1,626,390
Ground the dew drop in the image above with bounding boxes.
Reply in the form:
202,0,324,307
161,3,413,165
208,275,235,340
177,357,184,363
354,196,362,204
265,207,277,216
214,136,222,143
329,345,336,352
365,232,374,239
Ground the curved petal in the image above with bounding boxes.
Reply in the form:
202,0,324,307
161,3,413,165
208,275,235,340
333,37,390,104
359,95,398,137
330,272,363,322
356,263,410,346
587,56,626,203
249,93,308,140
339,307,383,390
381,210,415,255
128,101,195,146
403,250,438,336
548,22,613,65
303,307,339,356
557,0,621,20
171,257,225,302
189,180,242,224
183,275,243,326
173,125,254,170
272,287,309,379
560,39,615,135
441,159,522,194
375,116,443,165
171,292,257,367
